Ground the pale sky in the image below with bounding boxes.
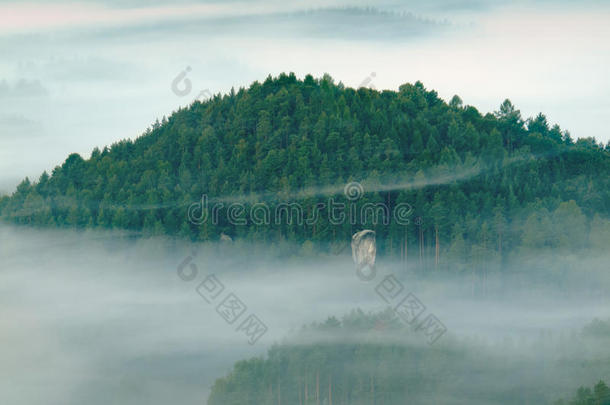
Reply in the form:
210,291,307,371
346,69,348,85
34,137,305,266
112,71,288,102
1,0,609,193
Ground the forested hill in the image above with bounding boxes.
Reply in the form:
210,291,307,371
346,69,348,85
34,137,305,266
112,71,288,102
1,73,609,261
207,311,610,405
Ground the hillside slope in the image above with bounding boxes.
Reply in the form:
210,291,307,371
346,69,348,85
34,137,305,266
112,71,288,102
1,73,609,263
207,311,610,405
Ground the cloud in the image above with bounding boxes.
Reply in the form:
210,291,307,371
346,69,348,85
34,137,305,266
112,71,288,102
0,2,454,41
0,0,608,197
1,223,610,404
53,8,452,44
0,78,48,98
18,57,143,83
0,113,39,127
0,2,240,34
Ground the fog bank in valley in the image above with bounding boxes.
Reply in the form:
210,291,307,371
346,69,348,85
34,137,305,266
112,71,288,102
1,224,609,404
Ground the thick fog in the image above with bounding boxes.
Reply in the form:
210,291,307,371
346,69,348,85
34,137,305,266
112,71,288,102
1,223,609,404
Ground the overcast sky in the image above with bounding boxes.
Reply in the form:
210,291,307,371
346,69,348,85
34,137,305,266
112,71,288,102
0,0,609,193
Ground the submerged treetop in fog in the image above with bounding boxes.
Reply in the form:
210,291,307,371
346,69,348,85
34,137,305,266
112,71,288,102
0,73,608,264
208,309,610,405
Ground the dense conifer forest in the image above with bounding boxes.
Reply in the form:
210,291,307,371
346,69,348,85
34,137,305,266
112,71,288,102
208,310,610,405
1,73,609,267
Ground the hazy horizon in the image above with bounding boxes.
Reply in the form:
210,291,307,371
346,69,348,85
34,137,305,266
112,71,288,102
1,0,610,193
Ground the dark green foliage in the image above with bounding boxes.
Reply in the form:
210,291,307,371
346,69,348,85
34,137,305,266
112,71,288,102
209,311,610,405
582,319,610,340
554,380,610,405
208,309,465,405
1,73,609,264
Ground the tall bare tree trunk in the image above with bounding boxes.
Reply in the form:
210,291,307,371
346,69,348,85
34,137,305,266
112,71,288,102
299,378,302,405
316,371,320,405
418,224,423,268
403,225,408,273
435,224,439,271
471,250,477,298
498,231,503,273
482,237,487,296
344,374,348,405
400,233,404,262
329,374,332,405
498,232,502,256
